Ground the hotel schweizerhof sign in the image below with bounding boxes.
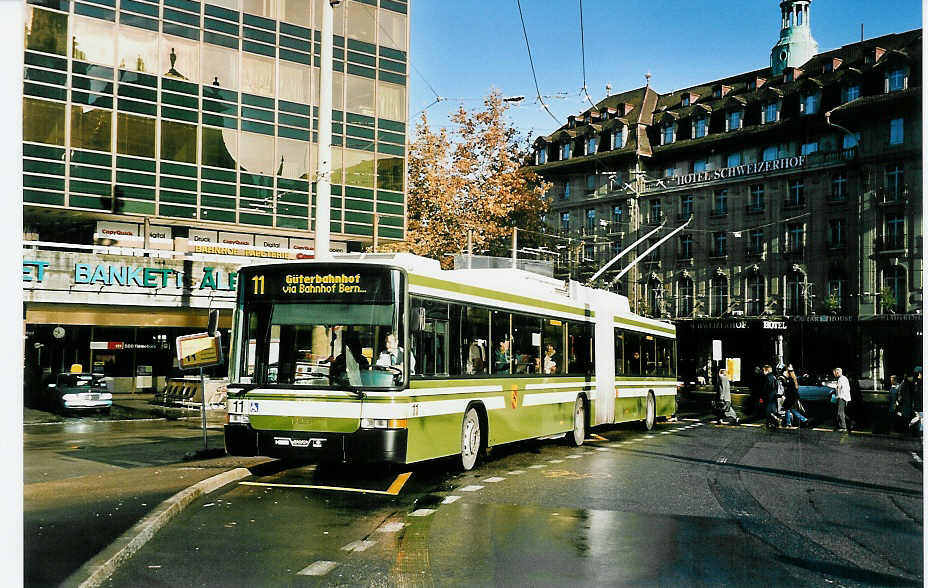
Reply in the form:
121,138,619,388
641,155,807,192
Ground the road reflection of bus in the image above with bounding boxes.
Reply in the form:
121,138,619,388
225,254,678,470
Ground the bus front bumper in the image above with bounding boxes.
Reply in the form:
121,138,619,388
224,423,408,464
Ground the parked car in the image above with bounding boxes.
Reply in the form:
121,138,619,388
42,372,112,415
797,374,837,401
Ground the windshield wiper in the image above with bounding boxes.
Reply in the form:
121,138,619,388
227,384,262,395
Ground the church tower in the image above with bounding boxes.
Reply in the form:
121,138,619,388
770,0,818,76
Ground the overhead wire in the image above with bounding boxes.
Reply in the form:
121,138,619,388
515,0,562,125
578,0,595,108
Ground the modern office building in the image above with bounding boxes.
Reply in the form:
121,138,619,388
528,1,921,382
22,0,409,394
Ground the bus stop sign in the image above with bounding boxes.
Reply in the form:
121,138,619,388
176,332,223,369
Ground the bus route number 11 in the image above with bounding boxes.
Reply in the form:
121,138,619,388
251,275,265,295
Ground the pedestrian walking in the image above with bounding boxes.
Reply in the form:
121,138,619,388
782,365,809,428
713,368,739,424
832,367,851,432
762,364,782,427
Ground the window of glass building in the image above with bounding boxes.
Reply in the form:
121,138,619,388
330,146,344,184
23,98,65,146
279,0,310,27
277,137,310,179
377,156,403,192
116,113,156,158
25,6,68,56
202,44,239,90
347,1,376,44
118,26,159,74
243,0,277,19
207,0,240,9
342,149,375,188
374,82,406,123
314,0,345,36
346,74,376,117
71,16,115,66
379,8,407,51
201,126,238,169
314,69,345,109
242,53,275,97
279,61,312,104
160,120,197,163
161,35,199,81
71,106,112,152
239,131,276,176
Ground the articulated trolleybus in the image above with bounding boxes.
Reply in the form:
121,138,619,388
224,254,677,470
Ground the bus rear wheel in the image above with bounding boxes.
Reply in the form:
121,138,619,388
643,392,656,431
566,396,585,447
460,407,482,471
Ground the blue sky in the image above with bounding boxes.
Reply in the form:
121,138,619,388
408,0,922,143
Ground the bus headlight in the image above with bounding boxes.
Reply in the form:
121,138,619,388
361,418,407,429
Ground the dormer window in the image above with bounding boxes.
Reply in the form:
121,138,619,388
567,116,576,129
662,123,675,145
763,102,779,124
887,68,907,92
561,142,571,160
681,94,690,107
537,147,546,165
587,136,597,155
613,127,625,150
693,159,707,173
693,116,707,138
801,92,820,115
727,110,742,131
842,84,860,103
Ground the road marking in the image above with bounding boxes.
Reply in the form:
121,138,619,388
384,472,413,495
548,459,565,463
482,476,505,483
682,418,701,422
459,485,484,492
506,470,526,475
717,457,728,464
528,464,547,469
408,509,435,517
589,433,608,441
377,522,406,533
661,431,673,435
442,495,461,504
240,471,412,496
594,447,610,452
298,561,337,576
566,455,584,459
645,435,655,439
912,453,923,464
341,540,377,552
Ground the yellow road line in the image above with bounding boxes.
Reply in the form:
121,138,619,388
240,471,413,496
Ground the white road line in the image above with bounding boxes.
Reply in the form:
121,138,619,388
594,447,610,452
661,431,673,435
566,455,584,459
682,418,701,422
548,459,564,463
482,477,505,483
341,540,377,552
441,495,461,504
459,485,485,492
377,522,406,533
645,435,655,439
408,509,436,517
528,464,546,469
912,453,923,464
297,561,337,576
506,470,526,475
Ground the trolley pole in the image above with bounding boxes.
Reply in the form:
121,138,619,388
314,1,340,260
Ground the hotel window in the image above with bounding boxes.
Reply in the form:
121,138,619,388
664,166,676,178
711,232,727,257
681,94,690,107
762,145,778,161
727,152,742,167
749,184,764,211
585,208,596,231
680,194,693,218
746,275,765,316
842,84,860,103
828,219,846,248
586,174,596,194
787,179,805,206
561,142,571,160
786,223,805,254
827,277,847,313
712,189,728,216
831,172,848,201
677,277,694,316
583,243,595,261
889,118,904,145
560,212,570,231
883,266,906,313
679,234,693,259
802,93,819,115
748,229,764,255
709,275,729,316
649,199,662,224
693,159,707,173
587,136,597,154
612,205,623,225
785,272,806,315
887,68,907,92
613,128,624,149
693,117,707,138
886,164,905,198
800,141,818,155
842,132,859,149
560,182,570,200
764,102,778,124
662,123,674,145
727,110,742,131
885,214,905,249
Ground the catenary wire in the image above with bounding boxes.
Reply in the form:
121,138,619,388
516,0,562,125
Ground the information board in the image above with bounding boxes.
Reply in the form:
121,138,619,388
176,333,223,369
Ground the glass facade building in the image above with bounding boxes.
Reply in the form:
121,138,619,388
23,0,408,242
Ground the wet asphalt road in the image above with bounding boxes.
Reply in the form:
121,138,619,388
103,421,923,587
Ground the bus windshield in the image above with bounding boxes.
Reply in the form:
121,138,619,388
235,265,406,389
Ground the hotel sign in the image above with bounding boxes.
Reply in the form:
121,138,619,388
645,155,807,191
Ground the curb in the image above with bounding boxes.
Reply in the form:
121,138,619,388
60,467,254,588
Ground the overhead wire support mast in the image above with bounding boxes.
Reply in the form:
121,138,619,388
610,217,694,286
588,219,667,284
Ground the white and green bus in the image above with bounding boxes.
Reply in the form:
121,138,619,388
224,254,677,470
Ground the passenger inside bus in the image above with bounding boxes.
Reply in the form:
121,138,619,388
543,344,557,374
494,339,511,374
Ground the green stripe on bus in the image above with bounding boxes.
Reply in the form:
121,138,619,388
411,376,592,389
614,315,676,335
409,274,594,319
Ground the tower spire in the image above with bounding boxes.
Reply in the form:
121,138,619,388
770,0,818,76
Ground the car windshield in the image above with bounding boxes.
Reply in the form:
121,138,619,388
58,374,104,387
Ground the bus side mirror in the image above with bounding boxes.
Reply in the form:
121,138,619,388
411,307,426,332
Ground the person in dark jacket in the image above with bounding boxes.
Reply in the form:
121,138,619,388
762,364,781,426
782,365,809,428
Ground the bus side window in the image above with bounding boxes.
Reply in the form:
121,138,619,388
543,319,564,375
642,335,657,376
462,305,489,375
567,321,594,375
624,332,641,376
490,310,511,375
614,328,624,376
511,313,542,375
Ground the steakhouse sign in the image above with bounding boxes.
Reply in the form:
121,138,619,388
644,155,807,191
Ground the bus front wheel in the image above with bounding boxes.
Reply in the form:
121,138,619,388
460,407,483,471
643,392,656,431
566,396,585,446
